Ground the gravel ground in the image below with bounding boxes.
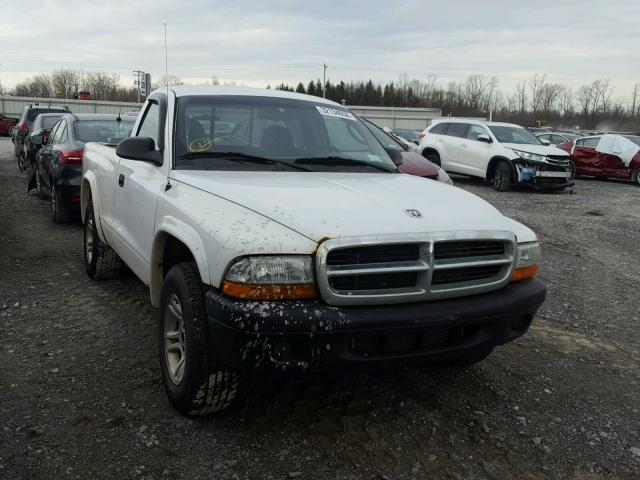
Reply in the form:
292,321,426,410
1,136,639,480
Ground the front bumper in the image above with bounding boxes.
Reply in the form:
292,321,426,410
206,279,546,375
515,162,574,190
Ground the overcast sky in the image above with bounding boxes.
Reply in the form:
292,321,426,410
1,0,639,96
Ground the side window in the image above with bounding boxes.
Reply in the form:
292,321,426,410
447,123,468,138
48,121,61,144
538,134,550,142
137,101,161,148
552,135,566,144
575,138,584,146
429,123,447,135
466,124,488,141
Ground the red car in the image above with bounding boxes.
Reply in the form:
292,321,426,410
0,114,18,136
557,135,640,186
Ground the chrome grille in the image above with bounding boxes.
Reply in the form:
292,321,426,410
316,232,516,306
546,156,570,167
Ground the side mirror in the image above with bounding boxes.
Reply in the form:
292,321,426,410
539,139,551,146
385,147,403,166
477,134,492,143
116,137,163,165
30,134,43,145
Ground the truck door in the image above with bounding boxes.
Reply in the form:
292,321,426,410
111,96,168,283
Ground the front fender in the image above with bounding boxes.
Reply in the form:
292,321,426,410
150,216,210,307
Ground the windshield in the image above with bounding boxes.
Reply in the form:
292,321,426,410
74,120,135,143
489,126,543,145
174,95,396,171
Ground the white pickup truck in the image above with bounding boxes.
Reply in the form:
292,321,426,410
81,86,546,415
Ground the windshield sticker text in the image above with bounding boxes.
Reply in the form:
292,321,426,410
315,106,357,121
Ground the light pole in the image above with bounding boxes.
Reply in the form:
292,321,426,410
323,63,327,98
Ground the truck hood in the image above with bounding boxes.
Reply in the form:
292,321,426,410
502,143,569,157
170,171,515,242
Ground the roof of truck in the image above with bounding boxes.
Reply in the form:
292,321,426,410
156,86,339,106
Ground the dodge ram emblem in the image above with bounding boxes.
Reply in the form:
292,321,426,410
404,209,422,218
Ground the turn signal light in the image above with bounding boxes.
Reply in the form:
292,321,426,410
511,265,539,282
221,281,318,300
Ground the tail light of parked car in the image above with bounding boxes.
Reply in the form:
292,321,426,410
419,132,426,140
17,122,29,132
60,150,84,165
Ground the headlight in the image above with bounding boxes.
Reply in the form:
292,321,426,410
437,168,454,185
222,255,317,300
512,242,541,281
511,150,547,163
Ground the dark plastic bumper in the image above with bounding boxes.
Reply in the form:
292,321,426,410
54,165,81,212
205,279,546,375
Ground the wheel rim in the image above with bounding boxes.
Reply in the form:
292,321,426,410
495,166,504,187
85,214,94,264
164,294,186,385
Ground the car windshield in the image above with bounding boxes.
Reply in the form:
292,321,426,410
490,126,542,145
394,128,419,142
74,119,135,143
174,95,396,172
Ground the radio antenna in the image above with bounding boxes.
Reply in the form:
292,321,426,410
164,22,169,97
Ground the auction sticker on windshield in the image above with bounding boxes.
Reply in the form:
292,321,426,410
316,106,357,121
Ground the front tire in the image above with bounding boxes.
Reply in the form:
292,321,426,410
633,167,640,187
17,152,28,173
568,160,577,179
493,161,512,191
84,199,122,279
423,150,441,167
159,262,239,416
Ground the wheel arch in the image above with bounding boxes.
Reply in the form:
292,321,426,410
150,221,210,308
486,156,517,182
81,173,107,242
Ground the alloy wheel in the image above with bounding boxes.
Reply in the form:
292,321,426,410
163,294,186,385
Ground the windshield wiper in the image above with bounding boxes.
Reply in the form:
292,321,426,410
177,151,312,172
294,156,397,173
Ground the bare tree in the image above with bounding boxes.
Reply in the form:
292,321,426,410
51,69,83,98
156,75,184,88
14,74,52,97
529,73,547,113
558,85,574,117
630,84,640,117
539,83,563,119
85,72,119,100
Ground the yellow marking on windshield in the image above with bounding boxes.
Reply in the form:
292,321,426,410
188,137,225,152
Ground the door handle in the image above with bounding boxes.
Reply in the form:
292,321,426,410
118,174,125,187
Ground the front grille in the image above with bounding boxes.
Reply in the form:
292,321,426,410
546,155,570,167
330,271,419,291
317,234,516,306
327,243,420,266
434,240,504,260
432,265,502,285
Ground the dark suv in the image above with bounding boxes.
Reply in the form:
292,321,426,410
13,104,70,170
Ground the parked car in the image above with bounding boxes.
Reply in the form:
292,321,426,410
12,104,70,170
536,131,582,146
31,114,135,222
418,119,573,191
23,113,66,174
82,86,546,415
391,127,421,145
0,114,18,136
556,134,640,185
361,118,453,184
382,126,420,152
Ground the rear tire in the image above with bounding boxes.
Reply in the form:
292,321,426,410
159,262,239,415
17,152,28,173
51,182,71,223
423,150,441,167
632,168,640,187
568,160,577,179
493,161,512,191
84,199,122,279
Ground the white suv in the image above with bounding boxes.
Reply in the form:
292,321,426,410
418,119,573,191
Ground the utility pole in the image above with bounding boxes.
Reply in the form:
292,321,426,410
133,70,144,103
323,63,327,98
